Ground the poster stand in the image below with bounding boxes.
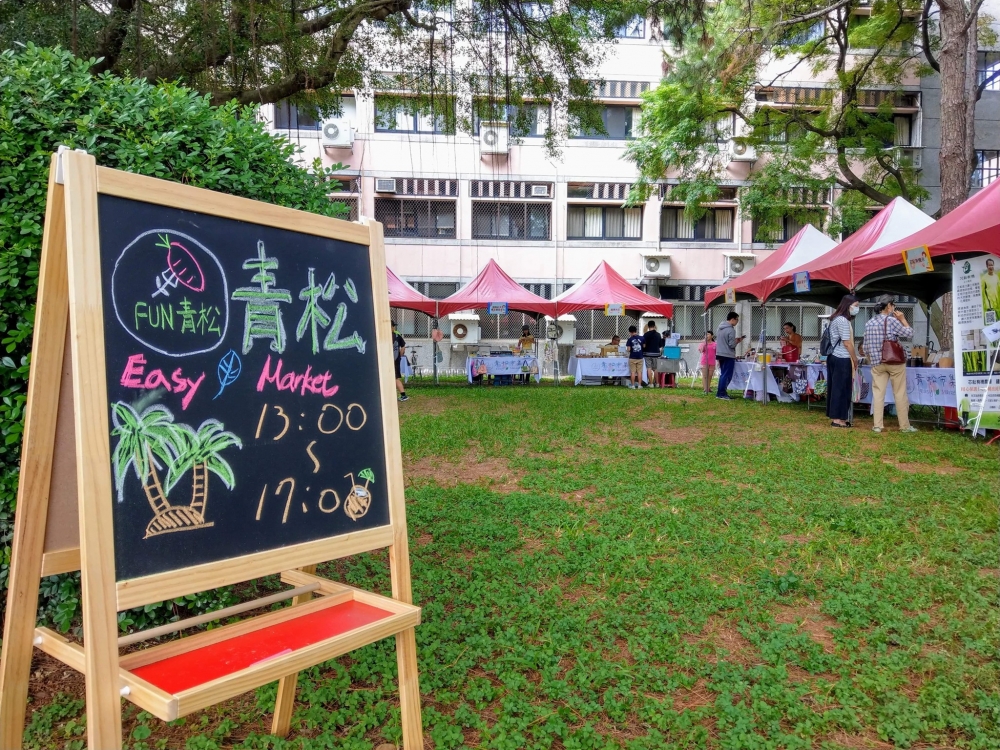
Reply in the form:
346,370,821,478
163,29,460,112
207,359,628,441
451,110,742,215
0,151,423,748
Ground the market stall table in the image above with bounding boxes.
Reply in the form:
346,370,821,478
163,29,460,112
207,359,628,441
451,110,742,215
466,355,541,383
731,362,795,403
567,356,649,386
796,364,957,407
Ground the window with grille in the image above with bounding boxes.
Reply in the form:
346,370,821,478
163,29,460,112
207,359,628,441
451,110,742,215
753,216,805,243
750,305,829,340
573,310,640,341
374,97,454,133
375,199,456,238
615,17,645,38
568,183,633,200
670,303,709,338
661,207,734,241
567,206,642,239
473,103,551,137
978,51,1000,91
521,282,553,299
571,106,641,139
972,150,1000,188
330,197,359,221
472,202,551,240
273,102,320,130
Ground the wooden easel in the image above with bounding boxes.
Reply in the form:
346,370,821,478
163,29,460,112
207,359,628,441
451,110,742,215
0,150,423,748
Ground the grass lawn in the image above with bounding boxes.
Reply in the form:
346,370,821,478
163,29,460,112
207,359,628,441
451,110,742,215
19,382,1000,749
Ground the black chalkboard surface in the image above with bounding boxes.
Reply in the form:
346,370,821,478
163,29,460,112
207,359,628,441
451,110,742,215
97,194,389,582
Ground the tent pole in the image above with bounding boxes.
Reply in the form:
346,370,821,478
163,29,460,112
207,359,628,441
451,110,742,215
760,302,767,406
432,317,440,386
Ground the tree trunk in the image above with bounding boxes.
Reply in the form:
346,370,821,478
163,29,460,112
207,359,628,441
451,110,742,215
190,462,209,517
934,0,978,351
142,445,171,515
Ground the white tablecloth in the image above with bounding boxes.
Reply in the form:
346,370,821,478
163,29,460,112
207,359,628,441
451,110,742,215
467,356,541,383
400,356,413,382
780,363,957,407
731,362,795,403
567,356,648,385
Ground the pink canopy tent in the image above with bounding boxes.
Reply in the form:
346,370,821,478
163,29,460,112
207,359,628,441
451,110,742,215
553,261,673,317
387,267,438,317
851,177,1000,302
704,224,836,308
766,197,934,305
436,259,557,317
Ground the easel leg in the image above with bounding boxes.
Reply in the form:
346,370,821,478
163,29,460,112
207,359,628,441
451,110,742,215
270,565,317,737
0,157,69,749
395,626,423,749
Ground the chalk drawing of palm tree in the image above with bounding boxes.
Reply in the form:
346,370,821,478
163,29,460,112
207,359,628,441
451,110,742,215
111,403,181,517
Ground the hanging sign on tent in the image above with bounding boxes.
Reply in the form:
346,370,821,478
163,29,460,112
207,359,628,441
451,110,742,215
487,302,509,315
605,303,626,317
952,255,1000,431
793,271,811,293
902,246,934,275
724,288,736,305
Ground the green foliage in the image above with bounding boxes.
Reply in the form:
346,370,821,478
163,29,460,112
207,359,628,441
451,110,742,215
17,383,1000,748
628,0,930,234
0,44,347,631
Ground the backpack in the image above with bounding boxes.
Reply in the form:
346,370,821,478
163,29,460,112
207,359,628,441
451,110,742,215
819,322,836,357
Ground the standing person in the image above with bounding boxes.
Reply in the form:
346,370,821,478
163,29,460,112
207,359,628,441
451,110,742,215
826,295,859,427
392,321,409,402
517,324,535,384
625,325,645,389
642,321,665,388
698,332,717,394
780,322,803,362
863,295,917,433
715,312,745,400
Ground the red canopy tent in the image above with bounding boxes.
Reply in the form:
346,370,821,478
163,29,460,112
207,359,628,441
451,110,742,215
765,197,934,305
704,224,836,308
852,177,1000,302
387,267,438,317
436,259,557,317
553,261,673,317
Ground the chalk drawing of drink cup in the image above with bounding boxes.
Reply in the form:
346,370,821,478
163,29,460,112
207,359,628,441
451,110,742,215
344,468,375,521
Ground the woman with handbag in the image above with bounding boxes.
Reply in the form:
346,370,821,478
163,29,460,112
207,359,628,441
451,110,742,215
862,294,917,433
826,294,859,428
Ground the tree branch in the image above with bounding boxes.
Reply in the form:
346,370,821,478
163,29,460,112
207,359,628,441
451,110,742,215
921,0,939,71
772,0,849,29
836,147,895,204
90,0,136,75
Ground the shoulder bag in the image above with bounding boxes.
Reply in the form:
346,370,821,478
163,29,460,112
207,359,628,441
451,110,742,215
880,317,906,365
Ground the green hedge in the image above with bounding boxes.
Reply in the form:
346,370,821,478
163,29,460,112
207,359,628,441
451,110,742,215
0,45,345,633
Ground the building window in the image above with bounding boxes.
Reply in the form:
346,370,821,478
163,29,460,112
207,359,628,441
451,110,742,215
521,283,554,299
473,103,550,137
330,197,359,222
567,206,642,239
972,150,1000,188
374,199,456,238
273,102,320,130
893,114,912,146
572,106,641,139
374,98,453,133
471,202,551,240
979,51,1000,91
615,16,645,38
754,216,805,243
781,20,825,46
661,207,734,241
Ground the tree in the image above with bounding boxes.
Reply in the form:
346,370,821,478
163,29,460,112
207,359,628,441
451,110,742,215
627,0,929,239
165,419,242,521
1,0,706,133
110,402,180,513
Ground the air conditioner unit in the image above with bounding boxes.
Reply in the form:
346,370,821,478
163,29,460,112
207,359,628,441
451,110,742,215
448,314,480,345
375,178,397,193
531,184,550,197
480,122,510,155
724,254,756,279
641,254,671,279
888,146,922,169
729,141,757,162
321,119,354,148
544,315,576,345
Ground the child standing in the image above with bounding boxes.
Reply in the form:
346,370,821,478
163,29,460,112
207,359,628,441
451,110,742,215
698,332,717,394
625,325,645,389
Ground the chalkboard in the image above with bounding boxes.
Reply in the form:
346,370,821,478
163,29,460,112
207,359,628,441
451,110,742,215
97,195,389,582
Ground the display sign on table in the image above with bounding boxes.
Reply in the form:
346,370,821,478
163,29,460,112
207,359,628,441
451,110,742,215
902,246,934,276
487,302,509,315
793,271,811,293
0,151,423,749
953,255,1000,430
605,302,625,317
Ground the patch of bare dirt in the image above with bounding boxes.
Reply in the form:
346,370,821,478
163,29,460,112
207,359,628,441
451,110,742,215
779,534,812,543
820,730,896,749
774,603,839,655
684,616,761,667
670,677,717,710
881,458,962,475
978,568,1000,578
561,485,599,504
404,454,520,492
414,532,433,547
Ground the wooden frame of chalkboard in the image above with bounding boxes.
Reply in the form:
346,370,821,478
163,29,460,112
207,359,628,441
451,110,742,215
0,150,424,749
